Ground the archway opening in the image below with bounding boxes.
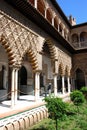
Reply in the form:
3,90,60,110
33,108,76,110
0,43,8,101
75,68,85,90
18,53,34,96
41,42,54,94
20,66,27,85
57,75,62,93
40,73,45,96
57,63,63,93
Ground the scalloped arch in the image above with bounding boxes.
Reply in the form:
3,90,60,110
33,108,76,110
21,47,39,72
58,62,64,76
43,39,57,60
0,34,15,66
65,65,70,76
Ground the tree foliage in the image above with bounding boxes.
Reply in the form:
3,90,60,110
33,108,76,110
44,95,67,130
44,96,67,120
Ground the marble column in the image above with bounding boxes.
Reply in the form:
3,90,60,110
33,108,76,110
11,68,15,108
62,75,65,94
34,0,37,9
35,71,40,101
67,77,70,93
54,74,57,96
45,9,47,18
52,18,54,26
14,69,18,105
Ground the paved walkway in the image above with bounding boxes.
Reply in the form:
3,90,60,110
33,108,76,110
0,95,45,119
0,93,70,119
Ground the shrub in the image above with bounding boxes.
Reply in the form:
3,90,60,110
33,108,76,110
70,90,85,113
80,87,87,100
70,90,85,106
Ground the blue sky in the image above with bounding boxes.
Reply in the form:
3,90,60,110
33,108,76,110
56,0,87,24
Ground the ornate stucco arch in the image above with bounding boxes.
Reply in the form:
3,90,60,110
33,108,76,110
20,47,39,72
65,65,70,76
43,39,57,60
0,34,16,66
58,62,64,76
0,11,39,68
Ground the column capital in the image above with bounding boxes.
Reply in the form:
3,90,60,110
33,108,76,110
34,69,42,74
54,59,58,61
10,65,20,71
61,74,65,77
53,73,58,76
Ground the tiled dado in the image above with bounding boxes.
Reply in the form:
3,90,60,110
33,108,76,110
0,105,48,130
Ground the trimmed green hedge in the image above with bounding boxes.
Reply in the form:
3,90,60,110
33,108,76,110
70,90,85,106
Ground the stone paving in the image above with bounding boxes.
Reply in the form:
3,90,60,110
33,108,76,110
0,95,45,119
0,93,70,119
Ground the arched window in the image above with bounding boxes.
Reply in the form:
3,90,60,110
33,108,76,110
80,32,87,42
54,16,58,30
75,68,85,90
72,33,79,43
59,24,63,34
46,8,53,24
37,0,45,16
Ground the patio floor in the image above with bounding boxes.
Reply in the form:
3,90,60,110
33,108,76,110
0,93,70,119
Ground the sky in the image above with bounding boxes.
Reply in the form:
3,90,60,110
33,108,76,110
56,0,87,25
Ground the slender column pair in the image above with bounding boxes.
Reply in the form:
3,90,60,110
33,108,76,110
11,68,18,108
53,74,71,96
62,75,71,94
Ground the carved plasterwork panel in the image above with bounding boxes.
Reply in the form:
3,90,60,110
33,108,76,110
0,11,39,69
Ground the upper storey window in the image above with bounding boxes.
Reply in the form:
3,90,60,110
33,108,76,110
54,16,58,30
72,34,79,43
80,32,87,42
64,30,67,40
59,24,62,34
28,0,69,43
28,0,45,17
37,0,45,16
47,8,53,24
